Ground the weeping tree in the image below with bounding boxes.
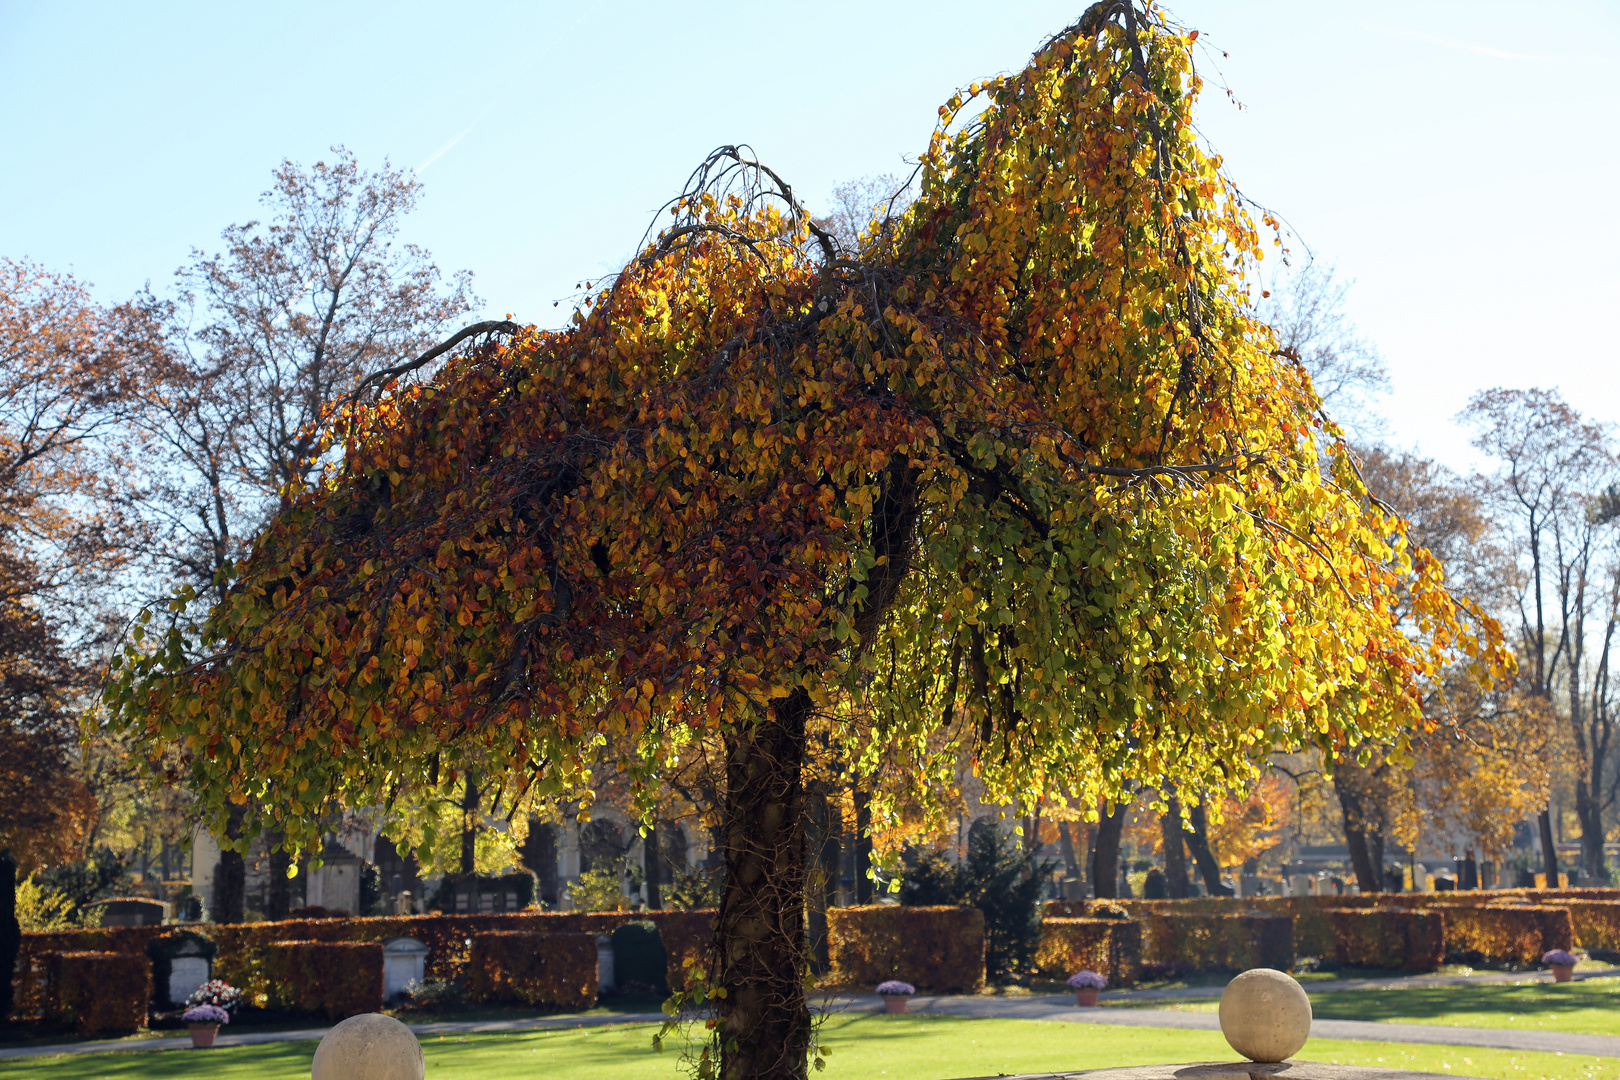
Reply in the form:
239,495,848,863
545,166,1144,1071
108,6,1502,1079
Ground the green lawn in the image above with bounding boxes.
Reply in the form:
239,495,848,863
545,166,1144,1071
1109,977,1620,1037
3,1016,1615,1080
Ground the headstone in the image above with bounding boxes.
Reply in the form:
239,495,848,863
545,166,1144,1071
382,938,430,1001
169,950,211,1006
596,933,616,994
94,898,168,927
395,891,413,916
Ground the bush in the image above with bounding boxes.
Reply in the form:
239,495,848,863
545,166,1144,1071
1035,918,1142,986
1556,899,1620,950
900,829,1052,981
611,921,667,993
1323,907,1444,971
568,869,629,912
827,905,985,993
465,931,598,1009
263,940,383,1019
1137,911,1294,974
1434,904,1574,965
44,951,149,1035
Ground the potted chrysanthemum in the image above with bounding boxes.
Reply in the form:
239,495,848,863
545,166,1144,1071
1067,970,1106,1006
1544,949,1578,982
876,980,916,1014
182,1004,229,1048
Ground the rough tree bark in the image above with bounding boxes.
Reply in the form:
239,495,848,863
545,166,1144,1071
1160,792,1189,898
644,821,663,910
459,773,480,877
1335,779,1383,895
1185,801,1233,896
719,690,812,1080
1090,801,1128,899
266,838,292,920
853,785,873,905
0,853,16,1022
1538,809,1560,887
213,805,247,924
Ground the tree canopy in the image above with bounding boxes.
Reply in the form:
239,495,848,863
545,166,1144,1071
107,6,1504,1078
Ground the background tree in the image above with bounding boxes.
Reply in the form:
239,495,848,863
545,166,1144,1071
1462,388,1614,883
109,9,1501,1080
116,148,477,920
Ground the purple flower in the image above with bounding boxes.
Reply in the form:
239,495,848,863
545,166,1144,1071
875,980,915,996
183,1004,230,1026
1543,949,1578,966
1067,970,1107,990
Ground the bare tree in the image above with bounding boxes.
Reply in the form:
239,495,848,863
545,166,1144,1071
1461,388,1616,883
125,147,477,608
818,172,917,258
120,148,477,920
1258,262,1388,437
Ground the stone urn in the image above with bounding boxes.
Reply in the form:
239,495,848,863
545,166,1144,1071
1074,986,1099,1007
188,1023,220,1049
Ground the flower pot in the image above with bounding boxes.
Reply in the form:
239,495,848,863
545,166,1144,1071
1074,987,1099,1007
189,1023,220,1048
883,994,910,1014
1551,963,1575,983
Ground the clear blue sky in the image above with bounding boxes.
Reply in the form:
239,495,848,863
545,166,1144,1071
3,1,1614,471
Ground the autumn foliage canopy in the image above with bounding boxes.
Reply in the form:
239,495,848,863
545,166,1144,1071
109,0,1498,959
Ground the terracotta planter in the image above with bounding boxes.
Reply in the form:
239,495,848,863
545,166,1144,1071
188,1023,220,1048
1074,987,1100,1007
883,994,910,1014
1551,963,1575,983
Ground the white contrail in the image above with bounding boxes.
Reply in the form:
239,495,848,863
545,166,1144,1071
1371,25,1552,62
415,100,498,175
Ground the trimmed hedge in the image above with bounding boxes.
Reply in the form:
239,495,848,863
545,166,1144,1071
466,931,598,1009
1035,918,1141,986
44,951,149,1035
827,905,985,993
1144,912,1294,974
1323,907,1444,971
1556,899,1620,950
13,926,166,1021
1433,904,1574,965
263,940,383,1019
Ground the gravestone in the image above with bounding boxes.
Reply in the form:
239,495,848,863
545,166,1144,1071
93,897,168,926
596,933,616,994
169,942,211,1006
383,938,430,1001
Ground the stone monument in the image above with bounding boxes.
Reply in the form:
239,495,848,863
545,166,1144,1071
1217,968,1311,1063
311,1013,424,1080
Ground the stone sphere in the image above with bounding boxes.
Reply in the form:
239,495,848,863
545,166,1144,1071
311,1013,424,1080
1217,968,1312,1063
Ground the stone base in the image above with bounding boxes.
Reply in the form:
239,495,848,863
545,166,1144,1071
952,1062,1482,1080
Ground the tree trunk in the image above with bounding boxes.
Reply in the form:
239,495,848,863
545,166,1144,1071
805,790,840,973
1058,821,1080,880
1090,801,1127,900
1185,801,1233,896
266,837,291,921
853,785,873,904
1539,808,1560,887
719,691,811,1080
1161,793,1189,899
0,852,17,1022
213,806,248,924
1575,778,1608,883
460,773,481,877
644,821,663,910
1335,778,1383,895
